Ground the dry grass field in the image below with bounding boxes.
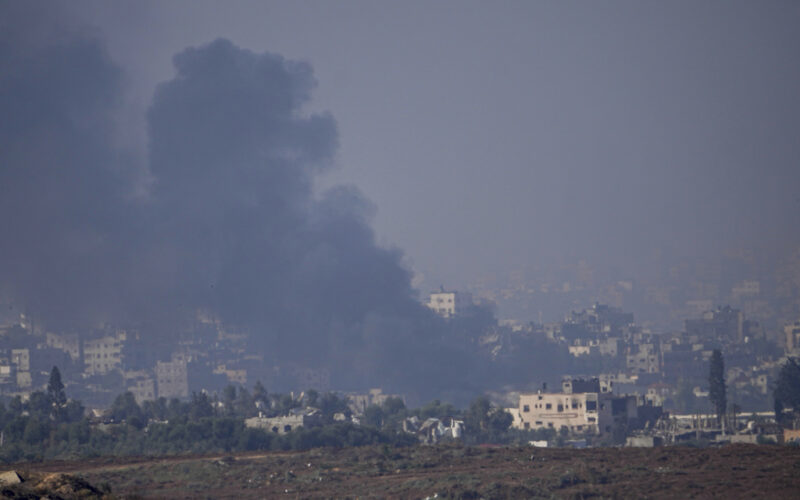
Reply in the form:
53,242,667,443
16,443,800,499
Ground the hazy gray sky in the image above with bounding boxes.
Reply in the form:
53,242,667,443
70,1,800,288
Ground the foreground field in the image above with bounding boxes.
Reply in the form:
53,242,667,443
20,444,800,499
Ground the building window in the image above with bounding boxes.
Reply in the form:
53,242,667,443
545,403,552,410
588,417,596,423
557,404,563,412
523,405,530,412
524,422,530,429
535,421,543,425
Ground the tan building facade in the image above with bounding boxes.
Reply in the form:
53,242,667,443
516,391,614,435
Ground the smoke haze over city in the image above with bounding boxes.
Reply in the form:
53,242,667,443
2,1,800,402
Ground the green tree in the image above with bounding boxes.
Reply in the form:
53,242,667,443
417,399,456,420
252,381,268,404
47,366,67,407
382,397,406,416
362,404,385,429
111,391,145,428
487,408,513,436
189,392,214,419
318,392,349,422
774,357,800,424
380,397,407,431
465,395,492,434
27,391,52,420
675,378,698,413
143,397,168,421
62,399,85,423
222,385,238,416
709,349,727,427
234,388,255,417
23,418,49,445
305,389,319,407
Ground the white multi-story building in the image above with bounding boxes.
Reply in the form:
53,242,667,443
426,288,473,318
83,331,126,375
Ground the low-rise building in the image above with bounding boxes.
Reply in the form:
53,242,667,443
213,364,247,385
347,388,402,415
426,288,473,318
125,370,156,404
516,387,614,435
244,408,322,434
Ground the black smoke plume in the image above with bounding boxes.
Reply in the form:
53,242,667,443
0,6,490,402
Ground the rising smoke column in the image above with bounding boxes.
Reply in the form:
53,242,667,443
0,5,484,398
144,39,440,387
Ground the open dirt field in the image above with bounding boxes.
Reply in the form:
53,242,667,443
19,444,800,499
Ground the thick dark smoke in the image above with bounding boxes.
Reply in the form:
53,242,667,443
143,39,436,377
0,3,140,328
0,6,488,400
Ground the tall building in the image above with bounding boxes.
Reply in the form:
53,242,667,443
83,331,126,375
156,354,189,399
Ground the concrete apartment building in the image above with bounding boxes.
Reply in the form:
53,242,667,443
785,320,800,352
45,333,81,361
11,348,31,388
685,306,744,343
426,288,473,318
516,379,615,435
626,343,660,374
124,370,156,404
156,354,189,399
83,331,126,375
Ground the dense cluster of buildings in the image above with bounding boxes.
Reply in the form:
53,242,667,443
0,280,798,447
425,289,798,445
475,301,783,414
0,311,326,407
